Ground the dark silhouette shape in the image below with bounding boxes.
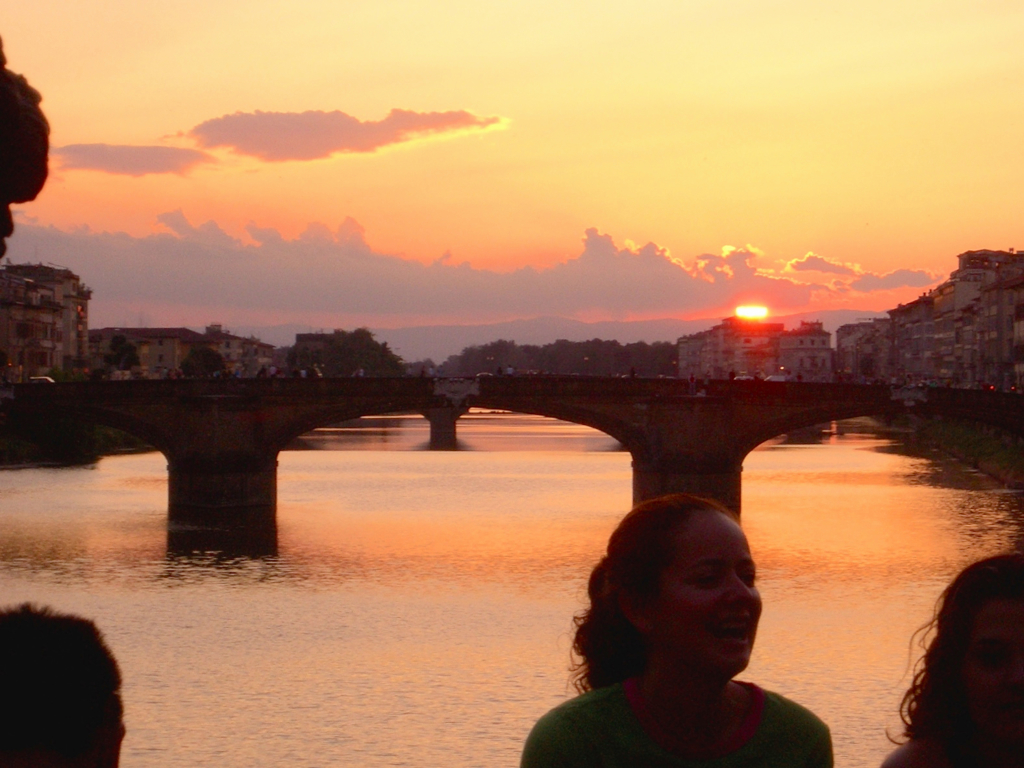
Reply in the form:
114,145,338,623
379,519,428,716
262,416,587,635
289,328,404,377
103,335,141,372
181,345,225,378
0,37,49,257
0,603,124,767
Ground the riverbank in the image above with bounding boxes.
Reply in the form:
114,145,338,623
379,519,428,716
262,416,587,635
0,421,152,467
903,416,1024,489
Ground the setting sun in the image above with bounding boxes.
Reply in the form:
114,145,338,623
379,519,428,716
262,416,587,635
735,305,769,319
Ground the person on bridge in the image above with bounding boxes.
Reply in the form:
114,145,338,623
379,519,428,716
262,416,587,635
0,603,125,768
882,553,1024,768
520,493,832,767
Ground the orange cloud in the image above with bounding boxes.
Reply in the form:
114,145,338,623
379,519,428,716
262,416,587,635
786,253,858,276
782,251,939,292
189,108,503,161
53,144,215,176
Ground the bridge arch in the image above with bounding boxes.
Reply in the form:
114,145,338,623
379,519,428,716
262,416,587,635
9,378,1024,525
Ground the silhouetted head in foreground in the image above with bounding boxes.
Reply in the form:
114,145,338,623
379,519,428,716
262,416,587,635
0,35,50,257
0,604,124,768
571,492,750,692
884,553,1024,768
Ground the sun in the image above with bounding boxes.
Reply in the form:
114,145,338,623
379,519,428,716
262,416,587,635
735,305,768,319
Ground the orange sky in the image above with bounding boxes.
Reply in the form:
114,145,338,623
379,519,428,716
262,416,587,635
4,1,1024,327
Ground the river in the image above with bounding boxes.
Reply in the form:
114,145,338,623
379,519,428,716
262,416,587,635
1,412,1022,767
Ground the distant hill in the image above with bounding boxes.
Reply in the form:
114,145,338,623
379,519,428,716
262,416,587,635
225,309,886,361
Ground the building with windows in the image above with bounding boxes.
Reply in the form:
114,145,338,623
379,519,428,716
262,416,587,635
677,315,832,381
777,321,832,382
89,325,275,378
0,262,91,380
835,319,893,382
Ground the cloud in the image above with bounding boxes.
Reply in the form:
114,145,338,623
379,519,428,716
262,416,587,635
189,108,503,161
6,216,940,331
850,269,938,292
779,251,940,293
6,216,824,328
786,253,857,276
53,144,215,176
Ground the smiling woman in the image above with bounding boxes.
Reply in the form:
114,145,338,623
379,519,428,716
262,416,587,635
520,493,833,768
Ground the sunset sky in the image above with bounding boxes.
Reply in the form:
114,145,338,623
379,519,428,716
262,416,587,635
4,1,1024,330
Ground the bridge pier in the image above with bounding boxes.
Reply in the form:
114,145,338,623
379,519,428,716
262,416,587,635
167,512,278,557
631,460,743,515
425,406,465,450
167,458,278,523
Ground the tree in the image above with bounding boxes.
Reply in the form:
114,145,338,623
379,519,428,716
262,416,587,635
103,335,140,371
181,346,225,378
288,328,404,377
442,338,678,377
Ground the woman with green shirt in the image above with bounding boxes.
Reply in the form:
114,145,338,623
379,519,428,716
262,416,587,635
521,493,832,768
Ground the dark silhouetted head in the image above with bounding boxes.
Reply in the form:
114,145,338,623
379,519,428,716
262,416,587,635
901,553,1024,762
0,35,50,257
0,603,124,767
570,493,742,692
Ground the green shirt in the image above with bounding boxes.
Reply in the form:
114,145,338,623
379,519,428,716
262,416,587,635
521,684,833,768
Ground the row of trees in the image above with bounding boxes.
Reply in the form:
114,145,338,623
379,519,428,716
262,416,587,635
438,338,678,377
281,332,678,378
87,330,681,381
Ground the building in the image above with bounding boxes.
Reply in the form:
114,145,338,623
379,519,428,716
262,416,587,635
677,316,784,379
777,321,833,382
884,249,1024,387
0,262,91,380
677,315,832,381
889,294,936,383
90,325,275,378
203,324,275,377
89,327,209,377
835,319,893,381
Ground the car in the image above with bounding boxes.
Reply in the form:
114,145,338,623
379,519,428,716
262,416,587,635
28,376,55,383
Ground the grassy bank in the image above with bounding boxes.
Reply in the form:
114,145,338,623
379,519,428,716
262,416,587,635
910,417,1024,489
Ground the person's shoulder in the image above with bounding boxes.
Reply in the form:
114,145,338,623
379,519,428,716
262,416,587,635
880,739,952,768
761,688,830,736
521,686,629,768
752,688,833,767
529,684,629,730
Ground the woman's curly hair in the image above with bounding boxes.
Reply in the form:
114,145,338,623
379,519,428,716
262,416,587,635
569,493,739,693
900,552,1024,764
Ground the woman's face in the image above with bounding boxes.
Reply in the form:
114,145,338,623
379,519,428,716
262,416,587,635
962,597,1024,748
631,509,762,681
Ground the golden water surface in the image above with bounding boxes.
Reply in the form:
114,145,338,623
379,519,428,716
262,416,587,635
1,413,1021,767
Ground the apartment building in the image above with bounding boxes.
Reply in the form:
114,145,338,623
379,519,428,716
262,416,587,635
0,262,91,380
835,319,893,381
677,315,832,381
90,325,275,378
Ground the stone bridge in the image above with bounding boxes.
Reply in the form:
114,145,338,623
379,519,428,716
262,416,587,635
5,378,1022,527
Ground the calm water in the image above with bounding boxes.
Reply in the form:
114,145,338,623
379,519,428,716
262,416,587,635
2,412,1023,768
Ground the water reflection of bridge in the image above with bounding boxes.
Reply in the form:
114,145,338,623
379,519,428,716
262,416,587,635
8,378,1023,526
